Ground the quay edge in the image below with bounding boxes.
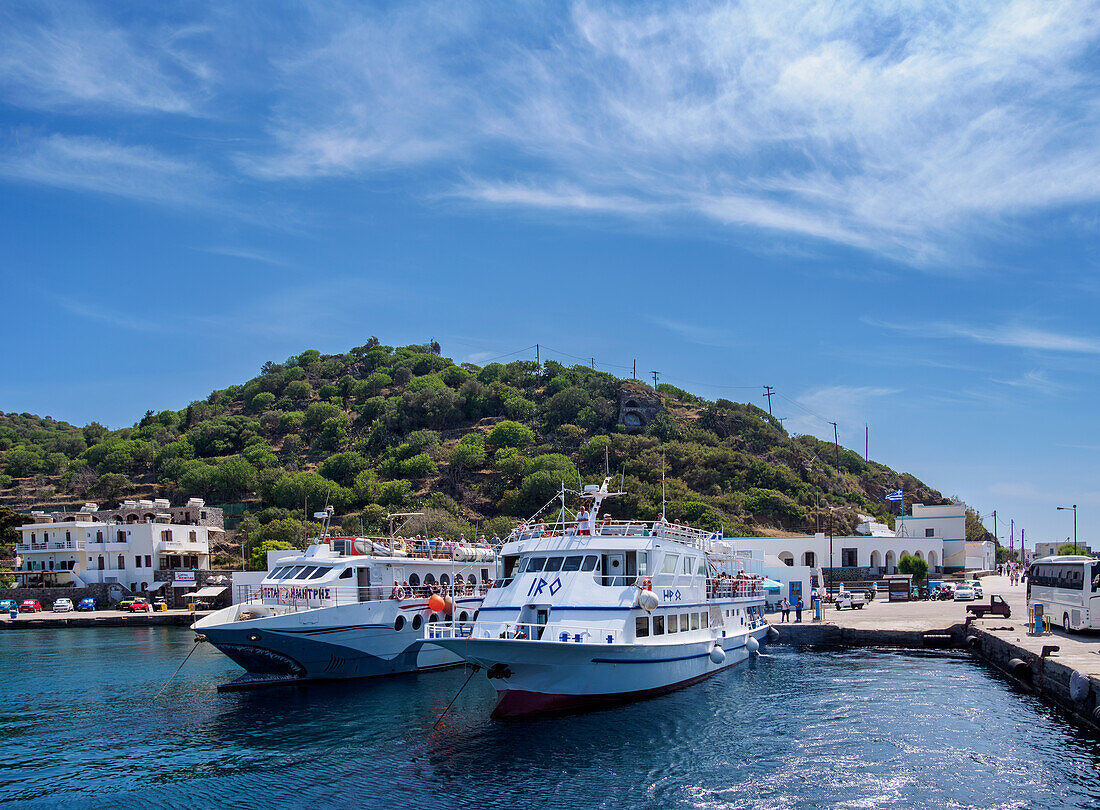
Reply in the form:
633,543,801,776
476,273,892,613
774,620,1100,733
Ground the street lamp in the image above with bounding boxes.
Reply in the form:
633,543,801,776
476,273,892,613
1056,504,1078,554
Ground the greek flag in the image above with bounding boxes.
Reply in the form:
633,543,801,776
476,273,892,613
885,489,903,502
708,529,723,541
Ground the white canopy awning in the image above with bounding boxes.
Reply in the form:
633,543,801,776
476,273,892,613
189,585,227,599
147,581,168,592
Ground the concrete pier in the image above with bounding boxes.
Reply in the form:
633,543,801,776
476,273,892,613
772,576,1100,731
0,608,202,629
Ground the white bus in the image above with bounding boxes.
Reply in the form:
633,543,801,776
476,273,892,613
1027,555,1100,632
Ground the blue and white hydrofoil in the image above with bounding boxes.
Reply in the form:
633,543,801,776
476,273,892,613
194,534,495,690
429,478,771,718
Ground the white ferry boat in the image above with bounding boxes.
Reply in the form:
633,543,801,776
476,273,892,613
194,531,496,690
429,478,772,718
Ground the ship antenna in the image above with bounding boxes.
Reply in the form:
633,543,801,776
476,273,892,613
605,444,610,477
661,452,666,519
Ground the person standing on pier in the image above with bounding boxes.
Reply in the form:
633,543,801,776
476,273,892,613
780,597,790,622
795,597,804,623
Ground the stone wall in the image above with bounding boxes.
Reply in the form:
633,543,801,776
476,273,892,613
0,582,129,608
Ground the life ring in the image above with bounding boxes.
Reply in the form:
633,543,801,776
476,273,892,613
278,587,289,602
642,578,652,591
394,586,407,600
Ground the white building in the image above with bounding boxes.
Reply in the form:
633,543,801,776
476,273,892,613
14,499,221,593
728,532,944,577
894,503,967,571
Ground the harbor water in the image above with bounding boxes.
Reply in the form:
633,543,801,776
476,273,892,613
1,628,1098,809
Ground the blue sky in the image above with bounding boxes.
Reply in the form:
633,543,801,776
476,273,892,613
2,1,1099,549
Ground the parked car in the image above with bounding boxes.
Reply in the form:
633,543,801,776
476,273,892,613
117,597,139,610
968,580,984,598
128,599,151,613
76,598,97,612
52,598,74,613
953,584,976,601
0,599,18,613
18,599,42,613
835,590,867,610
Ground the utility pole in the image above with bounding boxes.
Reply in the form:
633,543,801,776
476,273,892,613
865,424,868,460
536,344,539,365
651,370,659,390
991,510,997,547
828,421,839,577
1010,519,1014,555
762,385,775,415
1057,504,1078,554
590,357,595,370
633,359,636,379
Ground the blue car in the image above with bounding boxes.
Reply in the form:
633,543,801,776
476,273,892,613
76,598,97,612
0,599,17,613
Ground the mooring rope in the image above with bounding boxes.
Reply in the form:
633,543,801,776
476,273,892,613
153,635,205,702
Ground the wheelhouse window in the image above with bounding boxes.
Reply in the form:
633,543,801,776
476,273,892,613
652,615,665,635
525,557,546,572
681,613,691,630
661,554,679,574
307,567,328,579
294,566,317,580
544,557,563,572
581,555,598,572
635,616,650,638
668,615,678,633
691,613,700,630
683,557,694,574
562,556,582,572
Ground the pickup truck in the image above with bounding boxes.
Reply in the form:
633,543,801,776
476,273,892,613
966,595,1011,619
835,591,867,610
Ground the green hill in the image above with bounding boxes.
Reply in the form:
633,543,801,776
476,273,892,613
0,339,954,565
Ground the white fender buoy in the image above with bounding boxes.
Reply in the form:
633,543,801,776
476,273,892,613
636,590,659,613
746,636,760,654
709,645,726,664
1070,670,1091,703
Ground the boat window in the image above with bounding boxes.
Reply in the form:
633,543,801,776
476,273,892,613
697,559,707,575
701,612,709,628
428,613,438,623
652,615,665,635
294,566,317,580
668,614,678,633
307,567,328,579
681,613,691,630
280,565,305,580
467,573,478,585
424,573,436,585
526,557,546,572
661,554,679,574
544,557,563,572
409,573,420,586
440,574,450,586
268,567,286,580
683,557,693,574
691,613,700,630
562,555,582,572
412,614,423,631
394,615,405,632
635,616,649,638
581,555,598,572
340,568,353,579
459,611,468,622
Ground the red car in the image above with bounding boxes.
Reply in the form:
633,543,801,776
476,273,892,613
128,599,151,613
18,599,42,613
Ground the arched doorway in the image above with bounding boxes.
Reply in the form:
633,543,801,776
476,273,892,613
870,550,882,571
885,550,896,574
928,550,938,571
778,552,794,567
914,550,924,561
98,556,105,570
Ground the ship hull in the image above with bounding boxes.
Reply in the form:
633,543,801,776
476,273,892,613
435,624,770,719
194,597,482,688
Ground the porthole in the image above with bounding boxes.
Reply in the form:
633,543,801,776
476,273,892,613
412,614,423,631
472,609,479,622
428,613,438,623
445,613,452,622
394,615,406,632
459,611,469,622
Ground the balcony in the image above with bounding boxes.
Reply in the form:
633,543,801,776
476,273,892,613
17,540,84,553
157,541,208,554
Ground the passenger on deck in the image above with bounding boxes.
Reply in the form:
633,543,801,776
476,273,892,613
577,508,591,535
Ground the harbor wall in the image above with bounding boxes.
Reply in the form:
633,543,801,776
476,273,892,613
0,583,123,607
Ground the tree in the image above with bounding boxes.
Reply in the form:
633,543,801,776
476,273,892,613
897,553,929,584
250,540,298,570
92,473,133,501
449,442,486,478
487,420,535,449
1057,543,1081,556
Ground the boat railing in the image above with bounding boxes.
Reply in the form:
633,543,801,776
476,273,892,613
706,578,764,599
233,582,491,610
508,519,713,549
428,619,624,645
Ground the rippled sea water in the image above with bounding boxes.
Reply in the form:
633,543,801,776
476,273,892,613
1,628,1098,809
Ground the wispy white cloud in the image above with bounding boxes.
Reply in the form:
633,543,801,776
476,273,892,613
869,318,1100,355
648,316,733,348
237,0,1100,262
192,245,289,268
785,385,899,443
0,2,207,114
989,369,1067,393
0,133,210,206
